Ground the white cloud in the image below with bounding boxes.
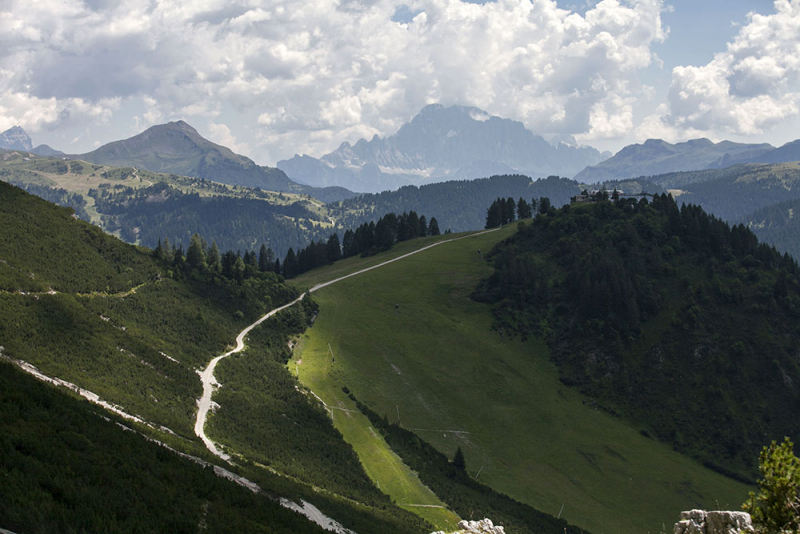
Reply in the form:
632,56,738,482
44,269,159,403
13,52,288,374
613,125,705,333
640,0,800,140
206,122,250,155
2,0,669,161
0,90,117,134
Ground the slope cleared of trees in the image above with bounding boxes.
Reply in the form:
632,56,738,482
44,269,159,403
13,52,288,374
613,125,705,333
290,221,751,534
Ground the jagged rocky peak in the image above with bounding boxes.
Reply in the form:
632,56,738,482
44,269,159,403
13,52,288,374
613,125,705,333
0,125,33,151
277,103,606,193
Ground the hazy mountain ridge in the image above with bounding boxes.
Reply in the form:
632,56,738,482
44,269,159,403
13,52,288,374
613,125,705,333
574,138,778,183
278,105,608,193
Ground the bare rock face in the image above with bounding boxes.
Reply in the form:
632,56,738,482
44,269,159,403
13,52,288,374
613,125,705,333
430,518,506,534
674,509,754,534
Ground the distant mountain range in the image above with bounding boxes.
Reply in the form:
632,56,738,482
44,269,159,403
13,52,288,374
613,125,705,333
0,125,64,156
74,121,352,202
575,137,800,183
278,104,610,193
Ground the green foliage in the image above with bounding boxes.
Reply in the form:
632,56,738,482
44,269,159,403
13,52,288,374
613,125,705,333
475,195,800,478
90,182,330,257
285,210,437,278
207,298,395,507
0,180,160,293
0,361,327,534
452,446,466,470
354,396,589,534
744,438,800,533
0,182,428,532
335,174,580,233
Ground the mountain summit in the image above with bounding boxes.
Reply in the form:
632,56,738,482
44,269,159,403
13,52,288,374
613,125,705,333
76,121,351,201
278,104,608,193
77,120,283,187
0,126,33,151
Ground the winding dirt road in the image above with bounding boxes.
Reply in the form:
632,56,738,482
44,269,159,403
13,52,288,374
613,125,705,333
194,228,499,459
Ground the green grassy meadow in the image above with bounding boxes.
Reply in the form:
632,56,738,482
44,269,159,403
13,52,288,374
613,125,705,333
290,225,752,534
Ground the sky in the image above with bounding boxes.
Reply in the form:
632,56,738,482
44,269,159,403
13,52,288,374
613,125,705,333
1,0,799,165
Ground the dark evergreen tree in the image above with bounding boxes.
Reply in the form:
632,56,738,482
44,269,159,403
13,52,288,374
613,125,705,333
538,197,551,215
326,233,342,264
342,229,356,257
428,217,441,236
418,215,428,237
283,248,297,278
207,240,221,273
517,197,532,219
259,244,274,272
486,200,503,229
186,233,206,271
503,197,516,224
453,447,466,471
221,250,237,278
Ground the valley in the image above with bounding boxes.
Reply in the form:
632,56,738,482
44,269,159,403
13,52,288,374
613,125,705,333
7,3,800,533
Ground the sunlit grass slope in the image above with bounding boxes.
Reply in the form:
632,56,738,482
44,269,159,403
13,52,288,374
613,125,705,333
290,225,751,534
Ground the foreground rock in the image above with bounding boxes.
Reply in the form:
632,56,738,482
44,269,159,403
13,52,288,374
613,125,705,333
674,509,754,534
431,518,505,534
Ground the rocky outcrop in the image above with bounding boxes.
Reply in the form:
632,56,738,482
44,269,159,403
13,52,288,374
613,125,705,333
674,509,754,534
431,518,505,534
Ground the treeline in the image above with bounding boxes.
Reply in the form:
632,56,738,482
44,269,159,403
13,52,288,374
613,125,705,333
333,174,581,233
281,211,440,279
475,193,800,478
349,392,588,534
152,233,283,286
484,196,550,228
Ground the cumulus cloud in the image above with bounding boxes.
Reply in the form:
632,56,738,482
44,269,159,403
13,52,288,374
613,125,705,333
206,122,251,155
639,0,800,140
2,0,669,161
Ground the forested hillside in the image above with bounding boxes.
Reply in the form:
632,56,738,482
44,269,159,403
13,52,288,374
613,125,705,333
92,181,333,256
475,196,800,479
0,181,428,533
333,174,581,233
743,197,800,260
0,151,338,258
0,361,328,534
648,163,800,222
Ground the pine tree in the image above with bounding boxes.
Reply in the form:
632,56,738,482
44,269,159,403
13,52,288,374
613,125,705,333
259,244,274,272
207,241,221,273
186,233,206,271
504,197,516,224
161,237,173,263
326,233,342,264
283,248,297,278
232,256,246,283
486,200,503,229
517,197,532,219
453,447,466,471
538,197,551,215
428,217,441,236
418,215,428,237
